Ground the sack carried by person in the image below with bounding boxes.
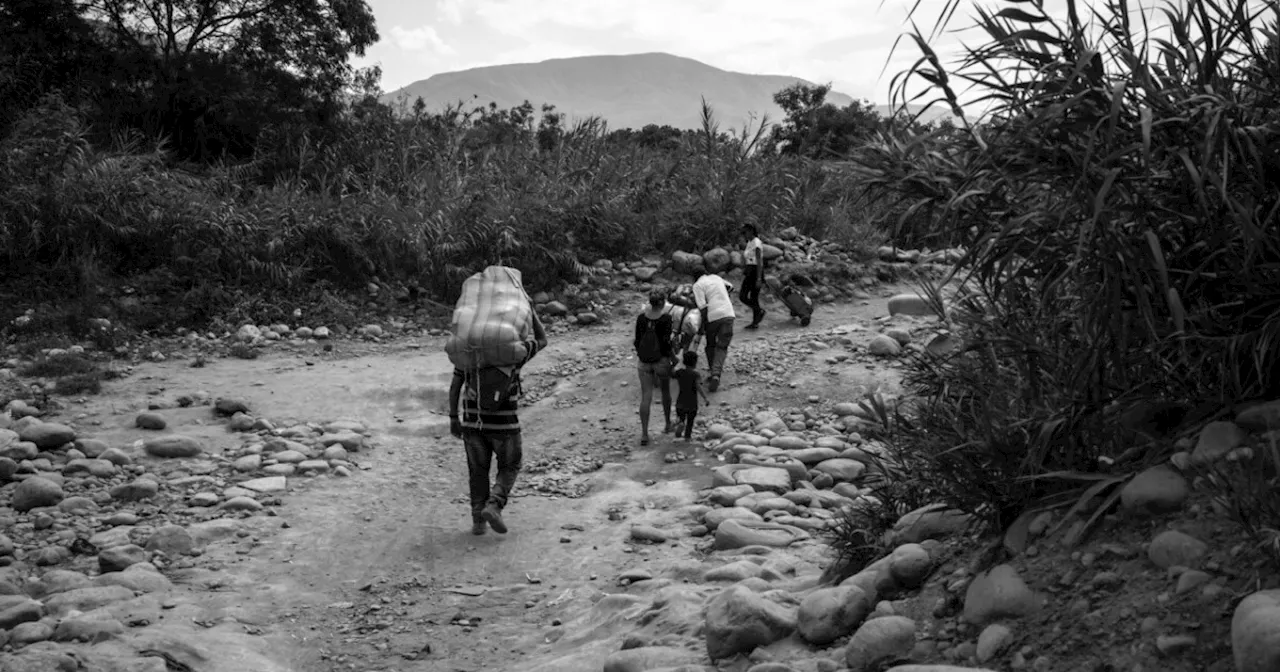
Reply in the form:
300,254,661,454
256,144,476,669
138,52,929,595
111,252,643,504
466,366,522,411
667,284,697,308
636,316,665,363
445,266,536,370
666,304,700,352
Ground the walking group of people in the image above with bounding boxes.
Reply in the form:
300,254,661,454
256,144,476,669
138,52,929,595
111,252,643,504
447,224,770,535
631,223,768,445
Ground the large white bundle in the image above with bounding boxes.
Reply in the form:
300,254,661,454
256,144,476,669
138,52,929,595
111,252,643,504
445,266,534,370
664,302,701,343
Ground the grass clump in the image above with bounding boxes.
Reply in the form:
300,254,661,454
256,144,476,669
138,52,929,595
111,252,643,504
52,372,104,396
1204,438,1280,569
15,352,112,397
821,393,936,583
18,353,100,378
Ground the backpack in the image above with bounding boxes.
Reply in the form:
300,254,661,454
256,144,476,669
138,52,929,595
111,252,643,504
466,367,522,412
637,316,664,363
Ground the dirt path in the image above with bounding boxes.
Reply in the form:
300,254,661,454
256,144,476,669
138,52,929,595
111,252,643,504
68,285,915,672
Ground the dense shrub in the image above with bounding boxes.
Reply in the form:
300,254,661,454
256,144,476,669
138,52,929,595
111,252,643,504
852,0,1280,541
0,88,918,329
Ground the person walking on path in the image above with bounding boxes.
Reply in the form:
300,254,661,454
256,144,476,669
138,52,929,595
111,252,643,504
693,258,736,392
635,288,676,445
740,223,767,329
673,351,710,440
448,313,547,536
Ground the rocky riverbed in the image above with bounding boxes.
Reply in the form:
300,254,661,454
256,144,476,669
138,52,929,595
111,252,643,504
0,275,1277,672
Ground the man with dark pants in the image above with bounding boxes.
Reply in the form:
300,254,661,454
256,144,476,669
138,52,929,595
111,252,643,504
448,326,547,536
693,258,736,393
740,223,766,329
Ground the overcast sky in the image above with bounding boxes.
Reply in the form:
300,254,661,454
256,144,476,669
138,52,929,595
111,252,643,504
351,0,1002,105
348,0,1228,110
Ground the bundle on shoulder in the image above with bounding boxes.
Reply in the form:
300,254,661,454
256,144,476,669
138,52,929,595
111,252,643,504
445,266,539,370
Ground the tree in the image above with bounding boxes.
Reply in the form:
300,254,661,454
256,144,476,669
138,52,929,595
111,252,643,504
0,0,110,134
767,82,884,159
4,0,381,161
82,0,377,94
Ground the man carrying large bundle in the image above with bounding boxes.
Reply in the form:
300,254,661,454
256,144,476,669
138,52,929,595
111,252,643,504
447,266,548,536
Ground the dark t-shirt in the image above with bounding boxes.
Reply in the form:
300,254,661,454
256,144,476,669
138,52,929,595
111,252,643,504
675,367,701,411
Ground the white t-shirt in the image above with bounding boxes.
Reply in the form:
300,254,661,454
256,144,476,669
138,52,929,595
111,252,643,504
693,274,736,322
744,237,764,266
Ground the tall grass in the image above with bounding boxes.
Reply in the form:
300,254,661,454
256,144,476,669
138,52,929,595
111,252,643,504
856,0,1280,538
0,93,906,330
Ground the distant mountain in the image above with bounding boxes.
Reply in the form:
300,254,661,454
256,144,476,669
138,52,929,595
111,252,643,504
382,52,950,131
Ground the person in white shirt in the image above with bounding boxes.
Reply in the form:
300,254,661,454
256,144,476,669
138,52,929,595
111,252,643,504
692,258,736,392
740,224,767,329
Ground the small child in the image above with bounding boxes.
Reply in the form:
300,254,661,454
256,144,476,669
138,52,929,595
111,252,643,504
673,351,710,440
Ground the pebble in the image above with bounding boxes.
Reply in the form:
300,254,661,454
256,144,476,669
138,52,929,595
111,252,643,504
630,525,668,543
1156,634,1197,656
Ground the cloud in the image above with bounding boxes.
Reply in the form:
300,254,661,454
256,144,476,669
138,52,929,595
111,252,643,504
389,25,456,55
437,0,465,25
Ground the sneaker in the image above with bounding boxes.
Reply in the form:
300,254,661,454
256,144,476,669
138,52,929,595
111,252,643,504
708,376,720,393
481,504,508,534
744,322,759,330
471,518,486,536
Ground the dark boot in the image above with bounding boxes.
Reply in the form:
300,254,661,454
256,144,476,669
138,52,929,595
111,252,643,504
481,503,508,534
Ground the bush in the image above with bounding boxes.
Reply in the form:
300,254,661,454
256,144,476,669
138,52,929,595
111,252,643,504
0,92,925,331
854,0,1280,542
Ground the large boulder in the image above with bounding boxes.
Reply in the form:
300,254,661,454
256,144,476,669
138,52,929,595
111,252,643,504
18,422,76,450
704,584,797,660
11,476,64,512
603,646,699,672
1233,589,1280,672
1236,399,1280,432
708,485,756,507
733,467,793,494
796,585,874,645
703,248,732,273
1190,421,1247,465
814,458,866,482
671,251,705,276
886,293,936,318
845,616,918,670
703,507,763,530
713,519,809,550
963,564,1041,625
1119,465,1189,515
887,504,974,545
143,435,204,458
